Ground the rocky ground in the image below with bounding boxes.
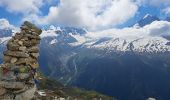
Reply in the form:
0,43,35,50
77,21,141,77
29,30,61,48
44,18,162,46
32,75,116,100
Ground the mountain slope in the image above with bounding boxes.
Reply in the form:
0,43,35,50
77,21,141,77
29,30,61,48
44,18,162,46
34,76,116,100
0,19,170,100
38,20,170,100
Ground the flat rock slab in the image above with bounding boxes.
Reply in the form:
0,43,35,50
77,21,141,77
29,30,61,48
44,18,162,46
0,81,25,90
4,51,29,58
0,87,6,96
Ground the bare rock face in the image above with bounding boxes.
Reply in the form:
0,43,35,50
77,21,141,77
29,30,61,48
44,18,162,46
0,21,42,100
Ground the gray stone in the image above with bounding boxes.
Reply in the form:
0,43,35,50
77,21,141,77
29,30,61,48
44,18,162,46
19,46,27,51
20,25,29,30
10,58,18,63
23,40,39,47
4,51,29,58
21,37,29,41
15,58,28,65
31,53,39,59
0,94,13,100
18,41,24,46
15,57,36,65
7,42,20,51
1,71,16,81
32,32,39,36
18,73,30,80
0,81,25,90
25,34,41,40
15,85,36,100
29,62,39,69
0,87,6,96
28,46,39,53
13,34,23,40
3,55,11,63
13,86,28,94
23,21,42,34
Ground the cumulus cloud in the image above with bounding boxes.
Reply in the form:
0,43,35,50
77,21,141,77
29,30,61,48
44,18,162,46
86,21,170,39
162,7,170,15
0,0,44,15
0,18,15,29
2,0,169,31
25,0,138,30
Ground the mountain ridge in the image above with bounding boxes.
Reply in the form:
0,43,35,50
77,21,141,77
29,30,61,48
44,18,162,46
0,17,170,100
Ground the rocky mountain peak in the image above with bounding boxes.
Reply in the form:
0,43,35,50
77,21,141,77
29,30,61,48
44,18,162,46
134,14,160,27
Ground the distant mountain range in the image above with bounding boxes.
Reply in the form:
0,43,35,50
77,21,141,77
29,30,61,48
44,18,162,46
134,14,170,27
0,14,170,100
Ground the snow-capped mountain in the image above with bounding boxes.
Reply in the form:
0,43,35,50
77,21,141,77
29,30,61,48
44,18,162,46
84,21,170,53
0,18,170,100
134,14,160,27
38,20,170,53
1,17,169,54
37,20,170,100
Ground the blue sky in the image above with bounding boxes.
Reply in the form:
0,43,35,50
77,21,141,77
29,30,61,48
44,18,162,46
118,5,163,28
0,0,170,30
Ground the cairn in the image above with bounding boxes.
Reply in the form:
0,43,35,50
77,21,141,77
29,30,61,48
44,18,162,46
0,21,42,100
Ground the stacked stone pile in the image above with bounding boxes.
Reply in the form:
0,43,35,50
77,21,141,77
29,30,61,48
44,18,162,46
0,21,42,100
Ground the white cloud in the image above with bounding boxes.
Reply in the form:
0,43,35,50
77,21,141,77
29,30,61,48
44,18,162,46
0,0,44,15
0,18,15,29
86,21,170,39
2,0,169,31
162,7,170,15
26,0,138,31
